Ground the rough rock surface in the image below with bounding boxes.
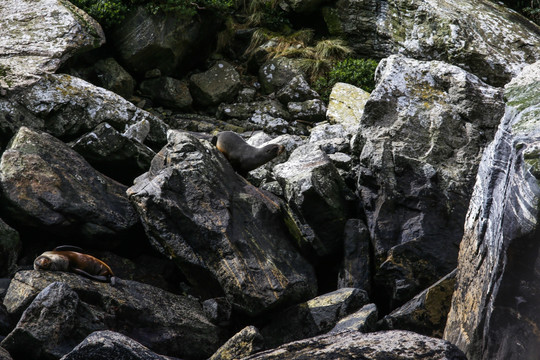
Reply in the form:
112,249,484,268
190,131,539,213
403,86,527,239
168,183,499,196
92,57,136,99
326,82,370,131
380,270,456,338
357,55,505,310
276,75,319,104
329,303,378,334
128,131,317,316
0,218,21,278
9,73,168,147
0,127,138,243
243,330,467,360
337,219,372,293
60,331,169,360
329,0,540,86
444,61,540,359
3,271,221,359
0,0,105,91
190,61,242,106
209,326,264,360
261,288,369,348
259,58,304,94
139,76,193,110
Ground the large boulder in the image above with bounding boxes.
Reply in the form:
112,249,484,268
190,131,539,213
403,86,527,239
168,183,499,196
0,99,44,149
127,130,317,316
3,271,221,359
356,55,504,310
327,0,540,86
0,0,105,91
0,218,21,278
326,82,370,132
243,330,467,360
444,61,540,359
259,58,304,94
337,219,372,293
209,326,264,360
0,127,138,244
9,73,168,148
190,61,242,107
92,58,136,99
139,76,193,110
110,6,220,76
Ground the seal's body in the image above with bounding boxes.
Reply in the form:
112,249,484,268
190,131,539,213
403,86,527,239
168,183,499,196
34,248,115,284
212,131,285,176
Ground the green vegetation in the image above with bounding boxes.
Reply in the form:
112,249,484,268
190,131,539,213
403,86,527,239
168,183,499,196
497,0,540,24
313,58,378,101
70,0,234,28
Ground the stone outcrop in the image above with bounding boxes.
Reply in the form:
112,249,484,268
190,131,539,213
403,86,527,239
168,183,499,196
209,326,264,360
337,219,372,293
128,131,317,316
3,271,221,359
243,330,467,360
190,61,242,107
356,55,505,310
327,0,540,86
444,61,540,359
0,0,105,91
0,127,138,243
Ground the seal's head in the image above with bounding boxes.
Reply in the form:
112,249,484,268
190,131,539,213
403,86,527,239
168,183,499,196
34,255,52,270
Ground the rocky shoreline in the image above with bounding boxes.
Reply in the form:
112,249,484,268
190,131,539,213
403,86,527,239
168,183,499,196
0,0,539,359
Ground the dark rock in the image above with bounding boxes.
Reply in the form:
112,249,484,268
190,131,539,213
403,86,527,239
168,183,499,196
0,127,139,244
0,99,44,150
287,99,327,123
217,100,294,134
2,282,80,359
337,219,372,294
261,288,369,348
139,77,193,110
110,6,220,76
69,122,155,185
243,330,467,360
3,271,221,359
60,330,169,360
0,219,21,278
127,131,317,316
190,61,241,107
276,75,319,104
259,58,304,94
209,326,264,360
380,270,456,338
274,143,355,258
93,58,136,99
202,298,232,326
356,55,504,310
444,61,540,359
329,303,378,334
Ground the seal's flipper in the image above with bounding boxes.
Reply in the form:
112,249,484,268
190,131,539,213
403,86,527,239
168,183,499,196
71,268,109,283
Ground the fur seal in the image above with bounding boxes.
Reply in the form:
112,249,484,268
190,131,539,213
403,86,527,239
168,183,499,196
212,131,285,176
34,246,115,284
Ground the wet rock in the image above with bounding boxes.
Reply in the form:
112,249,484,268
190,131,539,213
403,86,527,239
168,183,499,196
337,219,372,294
329,303,378,334
0,127,138,244
127,131,317,316
380,270,456,338
274,143,354,258
287,99,327,123
139,77,193,110
0,0,105,91
110,6,219,76
2,282,80,359
259,58,304,94
60,331,169,360
209,326,264,360
357,55,504,310
243,330,467,360
3,271,221,359
93,58,136,99
69,122,155,185
326,82,370,132
190,61,242,107
276,75,319,104
328,0,540,86
444,61,540,359
261,288,369,348
9,73,168,148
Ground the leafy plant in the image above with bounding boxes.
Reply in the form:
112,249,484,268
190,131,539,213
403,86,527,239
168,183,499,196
313,58,378,101
70,0,129,28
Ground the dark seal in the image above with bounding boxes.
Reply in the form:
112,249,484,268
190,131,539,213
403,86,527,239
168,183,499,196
212,131,285,176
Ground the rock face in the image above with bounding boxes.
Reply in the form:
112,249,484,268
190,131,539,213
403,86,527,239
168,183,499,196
3,271,221,359
139,76,193,110
111,6,219,76
9,73,168,147
444,61,540,359
0,127,138,243
326,82,370,131
190,61,242,106
128,131,317,316
357,55,505,310
329,0,540,86
0,0,105,91
209,326,264,360
243,330,467,360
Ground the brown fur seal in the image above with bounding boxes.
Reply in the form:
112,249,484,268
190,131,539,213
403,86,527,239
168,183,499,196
34,246,115,284
212,131,285,176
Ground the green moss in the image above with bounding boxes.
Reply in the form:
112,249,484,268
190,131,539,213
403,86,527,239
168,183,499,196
322,7,343,36
505,82,540,112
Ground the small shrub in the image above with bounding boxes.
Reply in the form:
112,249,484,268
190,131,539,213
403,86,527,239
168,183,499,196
70,0,129,28
313,58,378,101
